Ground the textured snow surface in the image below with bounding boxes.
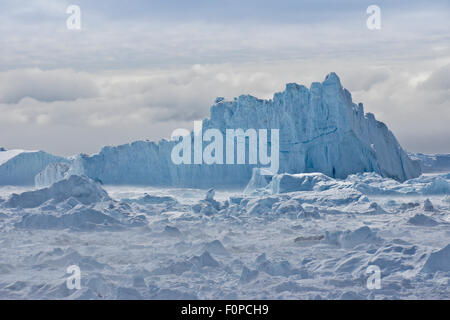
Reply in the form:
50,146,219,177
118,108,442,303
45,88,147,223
0,172,448,300
37,73,420,188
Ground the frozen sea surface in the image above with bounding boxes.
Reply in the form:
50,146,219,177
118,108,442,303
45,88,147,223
0,173,449,300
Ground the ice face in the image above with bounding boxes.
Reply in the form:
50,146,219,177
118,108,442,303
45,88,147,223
55,73,418,188
35,162,71,189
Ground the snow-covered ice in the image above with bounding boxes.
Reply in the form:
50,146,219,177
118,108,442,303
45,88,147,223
0,171,448,300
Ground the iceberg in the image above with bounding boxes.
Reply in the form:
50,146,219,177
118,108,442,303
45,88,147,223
409,153,450,173
34,73,420,188
0,149,67,186
65,73,420,187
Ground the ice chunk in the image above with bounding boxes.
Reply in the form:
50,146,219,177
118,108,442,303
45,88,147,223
275,199,303,214
325,226,380,248
421,177,450,194
407,214,439,227
204,240,229,256
244,168,273,195
191,192,221,215
205,188,215,201
239,266,259,284
191,201,218,216
268,172,335,194
256,257,296,277
246,197,279,215
366,202,388,214
423,199,434,212
4,175,110,208
162,225,182,237
189,251,220,268
422,244,450,273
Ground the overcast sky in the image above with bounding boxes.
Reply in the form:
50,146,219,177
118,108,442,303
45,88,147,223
0,0,449,156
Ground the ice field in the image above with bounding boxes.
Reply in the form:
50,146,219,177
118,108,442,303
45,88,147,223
0,172,448,300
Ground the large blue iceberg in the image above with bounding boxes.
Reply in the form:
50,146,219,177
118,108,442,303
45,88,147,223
5,72,421,188
55,73,420,187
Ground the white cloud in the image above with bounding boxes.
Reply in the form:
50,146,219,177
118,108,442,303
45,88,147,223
0,1,449,155
419,64,450,90
0,69,98,103
0,60,449,156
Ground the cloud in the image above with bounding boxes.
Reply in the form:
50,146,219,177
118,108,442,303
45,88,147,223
0,1,449,155
0,69,98,103
349,62,450,154
419,64,450,90
1,2,449,71
0,0,68,21
343,70,391,91
0,60,450,156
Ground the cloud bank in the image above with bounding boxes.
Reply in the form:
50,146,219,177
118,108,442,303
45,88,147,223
0,0,449,156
